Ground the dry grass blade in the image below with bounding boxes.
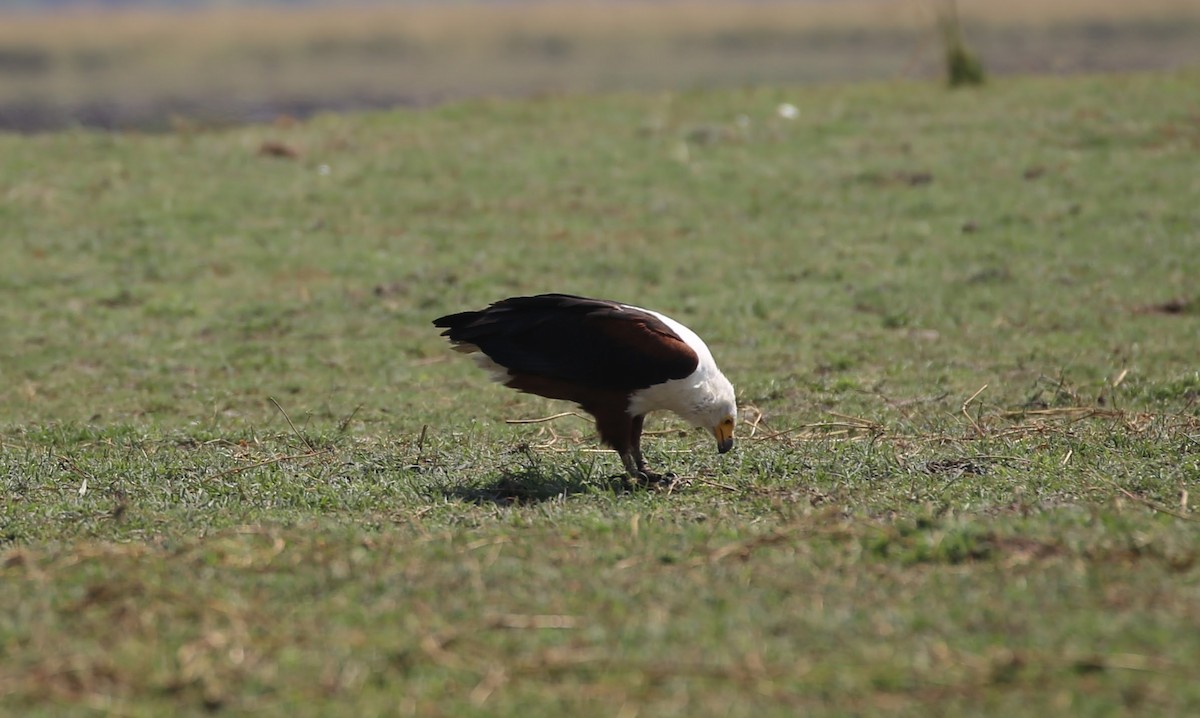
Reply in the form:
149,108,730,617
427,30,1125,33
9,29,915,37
741,404,766,438
998,407,1119,421
269,396,316,453
753,419,880,442
205,450,330,483
336,403,363,434
488,614,579,629
695,477,740,492
505,412,589,425
468,667,508,707
961,383,988,436
414,424,429,465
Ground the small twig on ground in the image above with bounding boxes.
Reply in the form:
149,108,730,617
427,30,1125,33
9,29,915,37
469,667,508,707
336,403,363,434
207,449,329,483
405,506,437,522
269,396,316,453
488,614,578,629
640,428,683,436
740,404,766,438
752,420,878,442
531,424,562,449
506,411,588,424
695,477,739,492
415,424,429,465
961,383,988,436
827,411,882,427
999,407,1118,421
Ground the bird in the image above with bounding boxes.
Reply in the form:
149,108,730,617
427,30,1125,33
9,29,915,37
433,293,737,481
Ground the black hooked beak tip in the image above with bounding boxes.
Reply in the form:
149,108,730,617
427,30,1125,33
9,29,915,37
714,421,735,454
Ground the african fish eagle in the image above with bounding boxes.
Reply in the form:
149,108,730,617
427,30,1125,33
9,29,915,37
433,293,737,480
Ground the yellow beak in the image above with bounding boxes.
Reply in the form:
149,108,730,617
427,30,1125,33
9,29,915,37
713,422,735,454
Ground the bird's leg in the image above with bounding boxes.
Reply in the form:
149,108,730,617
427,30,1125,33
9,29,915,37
618,450,641,479
630,415,648,474
593,406,646,482
594,407,672,484
629,415,675,483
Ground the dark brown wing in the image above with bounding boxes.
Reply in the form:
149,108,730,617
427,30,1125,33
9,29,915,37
433,294,699,391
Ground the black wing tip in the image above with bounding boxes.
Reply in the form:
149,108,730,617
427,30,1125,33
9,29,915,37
432,310,481,331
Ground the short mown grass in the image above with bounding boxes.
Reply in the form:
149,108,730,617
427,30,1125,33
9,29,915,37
2,71,1199,715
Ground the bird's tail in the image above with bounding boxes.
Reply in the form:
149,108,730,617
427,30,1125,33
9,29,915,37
432,310,488,354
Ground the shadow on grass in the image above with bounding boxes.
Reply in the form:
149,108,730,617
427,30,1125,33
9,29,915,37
442,465,633,506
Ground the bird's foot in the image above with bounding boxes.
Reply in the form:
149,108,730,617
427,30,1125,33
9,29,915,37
632,469,677,485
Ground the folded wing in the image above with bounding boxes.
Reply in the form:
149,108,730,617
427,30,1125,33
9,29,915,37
433,293,699,391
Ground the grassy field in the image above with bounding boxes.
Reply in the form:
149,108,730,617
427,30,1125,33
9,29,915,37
2,70,1200,714
1,0,1198,129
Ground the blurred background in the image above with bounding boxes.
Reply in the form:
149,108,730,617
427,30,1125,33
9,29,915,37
1,0,1198,132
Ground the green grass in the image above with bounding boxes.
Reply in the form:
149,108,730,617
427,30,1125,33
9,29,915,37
2,72,1200,715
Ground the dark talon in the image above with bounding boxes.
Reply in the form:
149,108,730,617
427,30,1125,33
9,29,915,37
633,470,674,484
